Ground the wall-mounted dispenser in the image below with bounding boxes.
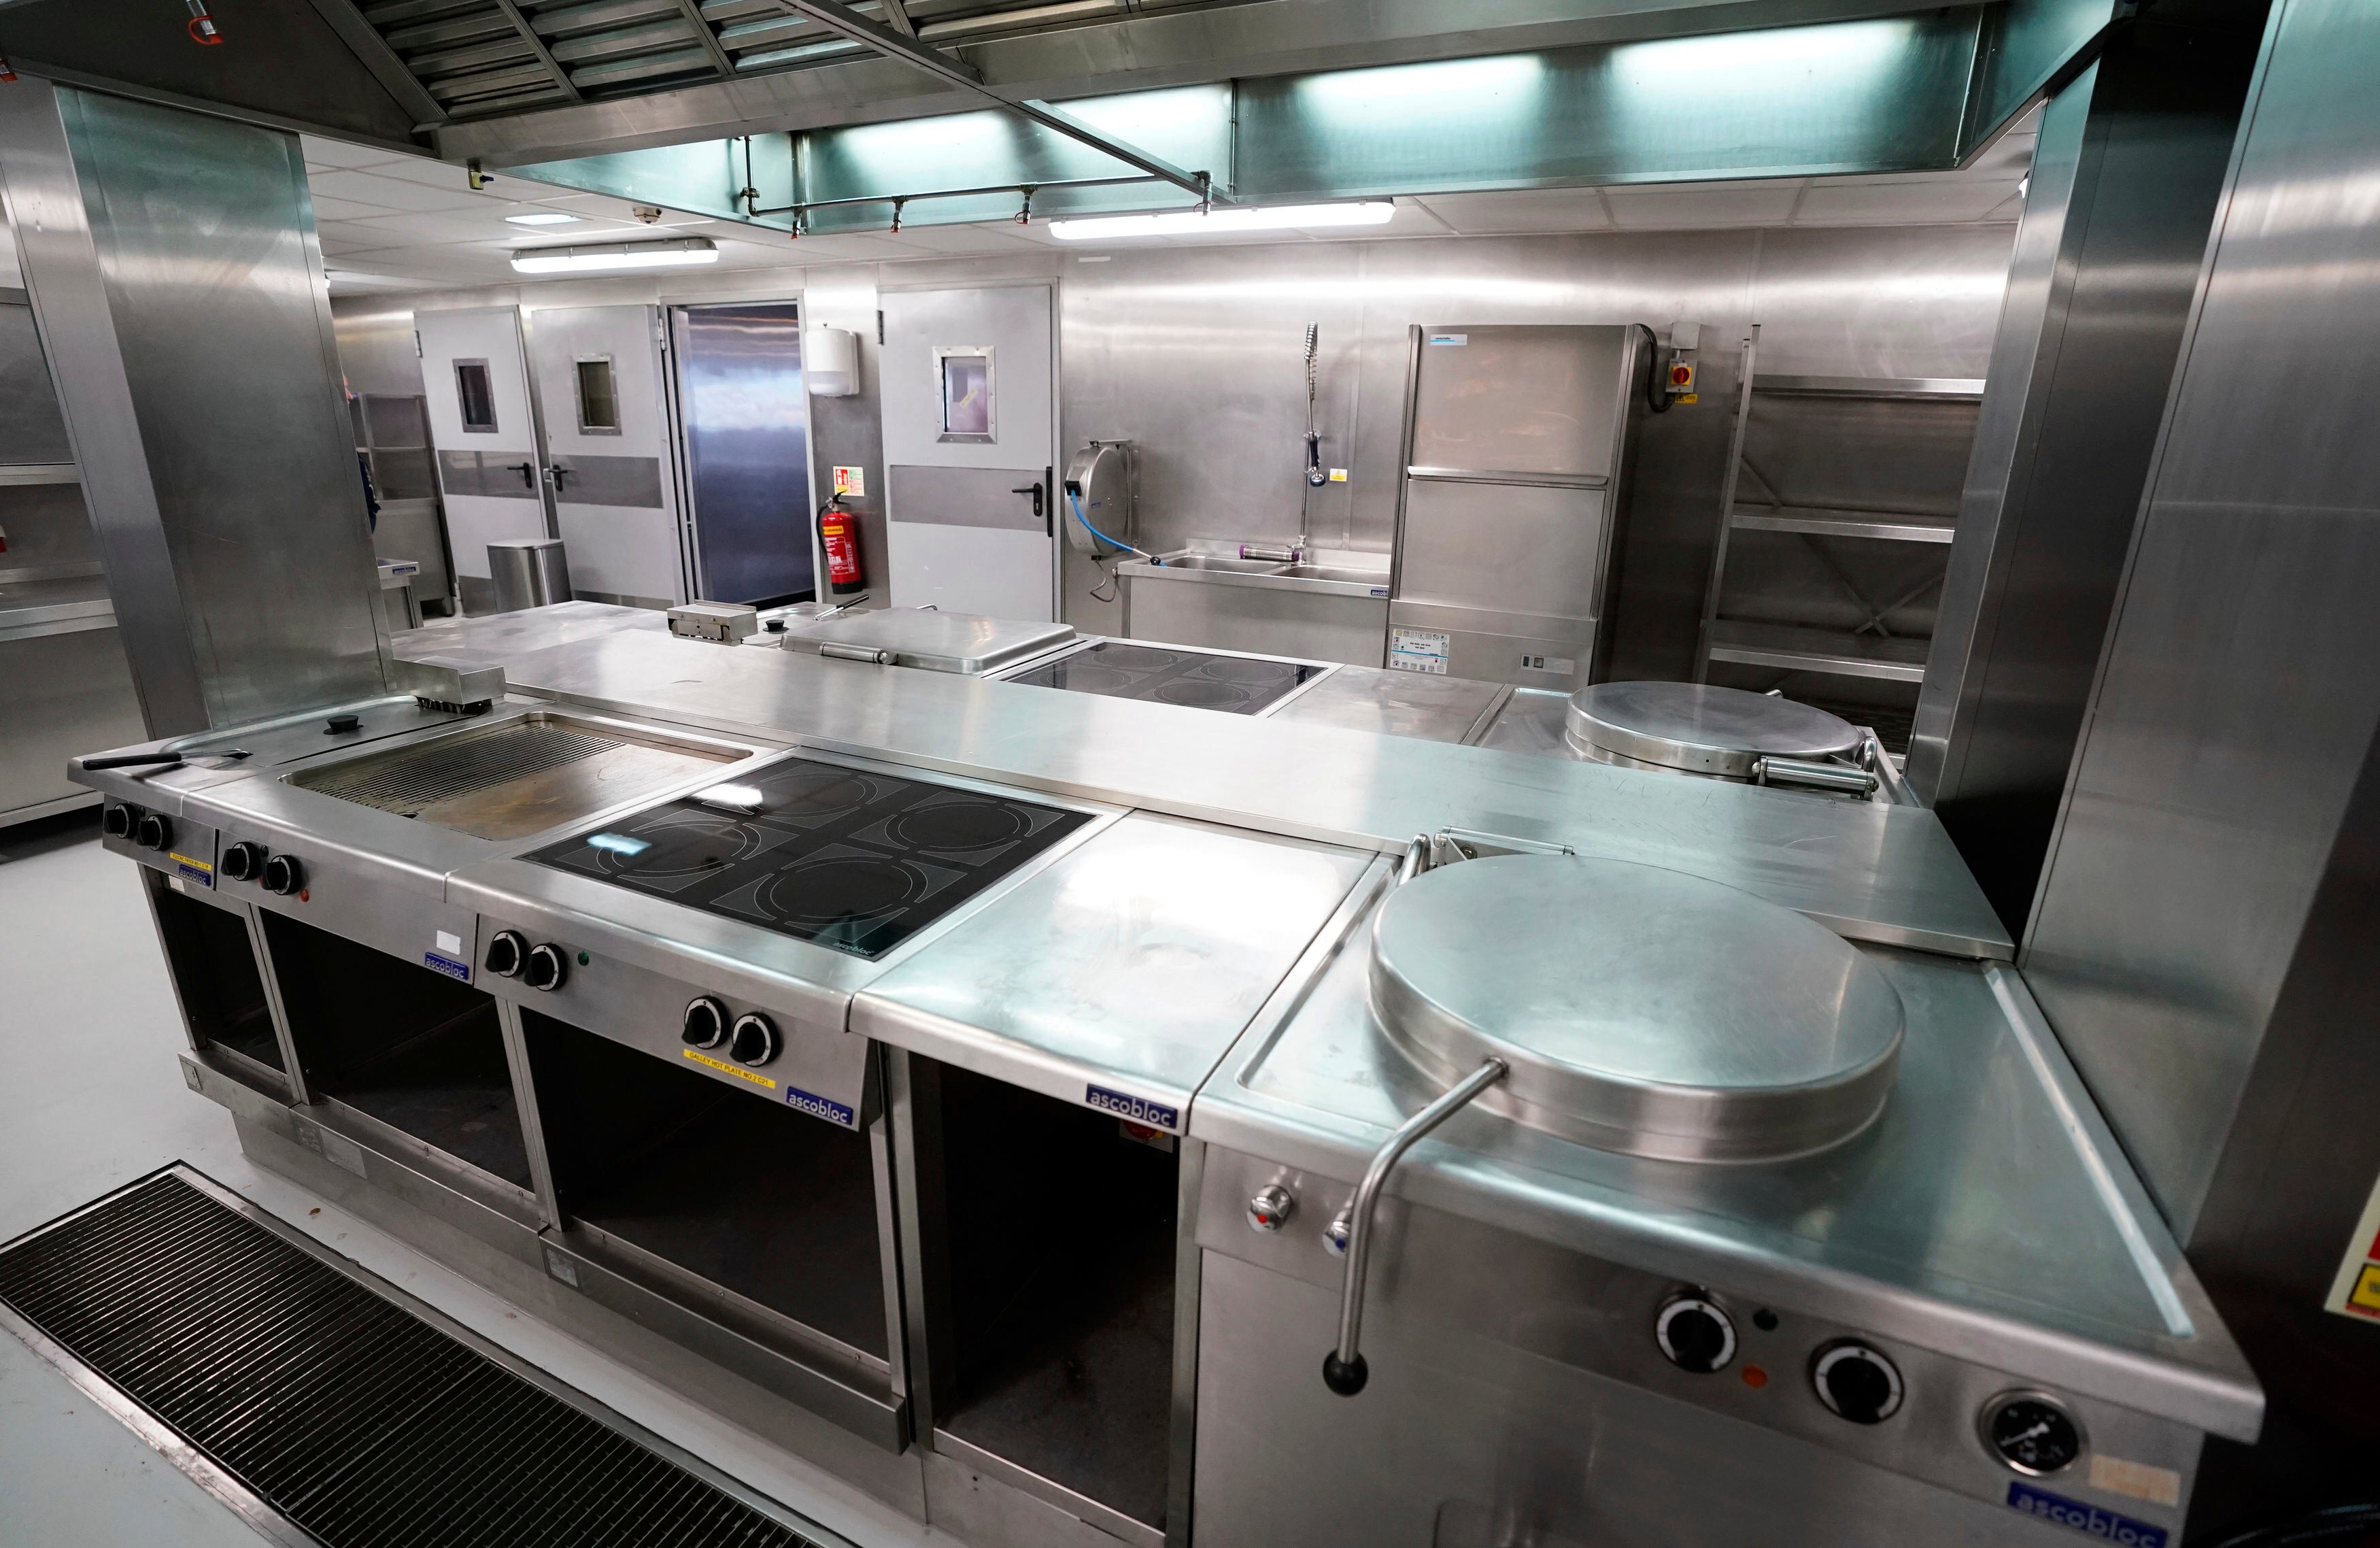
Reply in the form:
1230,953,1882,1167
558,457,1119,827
805,325,859,397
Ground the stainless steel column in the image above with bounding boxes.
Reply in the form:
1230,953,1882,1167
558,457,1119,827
1907,0,2272,930
2022,0,2380,1521
0,78,385,735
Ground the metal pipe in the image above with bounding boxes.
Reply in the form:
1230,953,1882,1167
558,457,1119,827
1753,756,1880,794
1397,832,1431,884
1323,1056,1508,1396
747,172,1161,220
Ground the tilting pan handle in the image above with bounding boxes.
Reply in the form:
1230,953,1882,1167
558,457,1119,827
1323,1056,1507,1396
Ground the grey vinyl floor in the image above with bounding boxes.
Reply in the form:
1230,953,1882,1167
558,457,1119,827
0,812,945,1548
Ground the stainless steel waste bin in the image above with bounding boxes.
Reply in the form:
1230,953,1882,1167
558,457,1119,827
488,538,570,612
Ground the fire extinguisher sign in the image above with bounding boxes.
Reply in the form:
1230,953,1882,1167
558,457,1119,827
832,466,866,497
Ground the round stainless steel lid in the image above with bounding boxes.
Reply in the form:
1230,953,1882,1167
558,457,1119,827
1368,856,1903,1162
1564,682,1863,777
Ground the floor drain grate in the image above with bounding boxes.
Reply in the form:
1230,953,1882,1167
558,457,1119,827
0,1168,832,1548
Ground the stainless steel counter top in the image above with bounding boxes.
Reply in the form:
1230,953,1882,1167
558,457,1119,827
390,600,666,670
1264,665,1510,745
1193,871,2259,1440
481,630,2011,959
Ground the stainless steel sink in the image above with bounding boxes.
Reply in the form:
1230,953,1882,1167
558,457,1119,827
1279,565,1389,586
1146,554,1291,575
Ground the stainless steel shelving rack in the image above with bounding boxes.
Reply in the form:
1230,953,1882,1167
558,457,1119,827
1695,323,1983,692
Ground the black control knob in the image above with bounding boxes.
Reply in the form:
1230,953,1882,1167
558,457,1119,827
325,713,361,735
135,810,173,852
523,943,568,992
681,996,730,1049
220,841,267,883
483,929,527,978
260,853,304,896
729,1012,779,1066
103,804,134,839
1813,1341,1903,1424
1656,1295,1737,1374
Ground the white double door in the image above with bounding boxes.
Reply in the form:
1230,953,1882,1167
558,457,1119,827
417,306,546,610
879,284,1057,618
418,304,687,609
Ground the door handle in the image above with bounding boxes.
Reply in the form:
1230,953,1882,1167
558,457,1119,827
1012,482,1044,524
547,465,573,493
507,461,534,489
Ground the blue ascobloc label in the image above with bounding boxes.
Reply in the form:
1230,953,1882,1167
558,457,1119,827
422,951,472,983
2007,1483,2168,1547
1085,1084,1180,1132
785,1085,857,1129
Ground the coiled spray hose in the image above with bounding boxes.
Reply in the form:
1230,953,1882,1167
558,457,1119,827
1304,323,1326,487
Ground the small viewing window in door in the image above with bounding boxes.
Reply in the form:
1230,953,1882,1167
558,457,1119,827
935,346,995,443
574,355,621,435
454,359,498,433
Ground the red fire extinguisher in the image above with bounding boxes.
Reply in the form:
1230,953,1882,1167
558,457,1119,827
817,497,867,596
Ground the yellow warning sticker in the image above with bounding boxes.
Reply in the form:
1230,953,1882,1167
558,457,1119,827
683,1047,775,1089
168,852,214,875
2351,1264,2380,1315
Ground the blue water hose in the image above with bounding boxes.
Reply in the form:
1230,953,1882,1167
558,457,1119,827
1069,487,1146,560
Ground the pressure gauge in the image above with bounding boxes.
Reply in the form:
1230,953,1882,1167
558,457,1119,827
1981,1392,2084,1476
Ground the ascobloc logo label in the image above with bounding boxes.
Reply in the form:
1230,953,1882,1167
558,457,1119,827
785,1085,857,1129
422,952,471,983
1085,1085,1180,1132
2007,1483,2168,1547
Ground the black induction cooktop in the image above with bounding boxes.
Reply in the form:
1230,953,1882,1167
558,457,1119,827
1006,641,1323,715
530,758,1091,960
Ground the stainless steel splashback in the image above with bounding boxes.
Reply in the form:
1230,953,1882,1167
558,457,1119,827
2022,0,2380,1282
0,80,386,735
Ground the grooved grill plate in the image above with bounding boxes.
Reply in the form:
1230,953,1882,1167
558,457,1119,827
0,1171,823,1548
296,726,624,813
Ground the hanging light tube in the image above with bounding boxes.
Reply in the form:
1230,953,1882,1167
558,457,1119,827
1047,202,1396,241
509,237,719,274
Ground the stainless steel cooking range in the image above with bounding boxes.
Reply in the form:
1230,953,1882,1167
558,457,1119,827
73,624,2257,1548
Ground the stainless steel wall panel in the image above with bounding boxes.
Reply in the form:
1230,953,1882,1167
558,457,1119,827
0,296,69,463
0,622,141,824
2023,0,2380,1246
0,82,386,734
1911,5,2268,934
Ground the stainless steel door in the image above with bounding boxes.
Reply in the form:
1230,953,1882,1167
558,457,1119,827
1391,325,1643,689
527,305,684,609
418,307,547,614
879,285,1055,618
671,303,813,605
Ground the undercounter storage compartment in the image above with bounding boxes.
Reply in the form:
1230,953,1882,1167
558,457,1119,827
520,1010,891,1366
149,880,284,1080
919,1059,1180,1535
260,911,530,1192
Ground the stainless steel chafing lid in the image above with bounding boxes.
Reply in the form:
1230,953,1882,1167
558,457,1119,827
1367,854,1903,1162
777,607,1077,674
1565,681,1863,776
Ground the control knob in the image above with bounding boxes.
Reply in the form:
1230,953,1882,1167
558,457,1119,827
220,841,267,883
135,810,173,852
260,853,304,896
103,804,134,839
1655,1294,1737,1374
1812,1341,1903,1424
1246,1184,1294,1232
483,929,527,979
729,1012,779,1066
681,996,730,1049
522,943,568,992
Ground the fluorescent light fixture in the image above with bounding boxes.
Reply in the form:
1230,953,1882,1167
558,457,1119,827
504,211,582,226
1046,202,1396,241
509,237,719,274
